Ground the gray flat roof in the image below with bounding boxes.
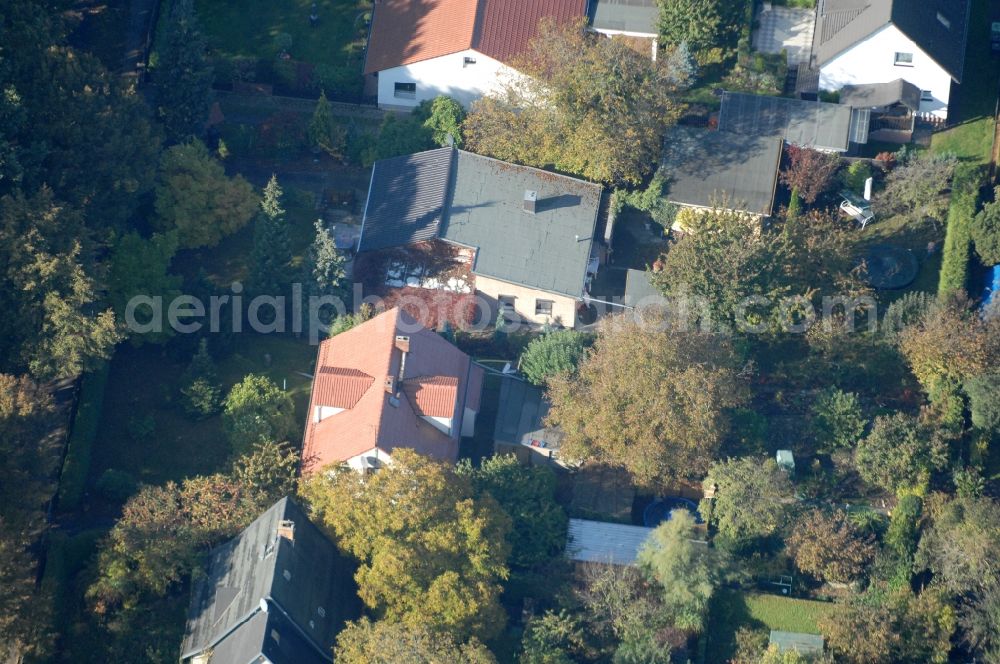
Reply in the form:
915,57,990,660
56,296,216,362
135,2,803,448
360,149,603,298
440,151,603,298
660,127,783,215
566,518,652,566
718,92,852,152
588,0,658,35
623,269,662,307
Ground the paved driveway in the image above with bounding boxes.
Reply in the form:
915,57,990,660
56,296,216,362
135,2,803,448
753,6,815,65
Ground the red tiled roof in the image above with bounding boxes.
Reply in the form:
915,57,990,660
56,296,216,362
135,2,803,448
473,0,587,64
312,367,374,409
363,0,585,73
402,375,459,418
301,308,482,473
363,0,478,74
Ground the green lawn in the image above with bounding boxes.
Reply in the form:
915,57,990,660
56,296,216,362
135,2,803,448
929,0,999,164
703,589,839,663
89,334,317,489
197,0,369,67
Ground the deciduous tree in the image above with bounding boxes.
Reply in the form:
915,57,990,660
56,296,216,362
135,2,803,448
465,19,686,185
787,509,876,583
780,146,840,204
855,413,947,494
222,374,297,454
519,329,591,386
108,231,182,345
520,610,587,664
638,511,716,632
972,187,1000,266
457,454,568,568
153,140,257,248
335,618,496,664
423,95,466,147
546,314,746,489
702,457,790,546
301,450,512,642
915,494,1000,596
875,153,958,225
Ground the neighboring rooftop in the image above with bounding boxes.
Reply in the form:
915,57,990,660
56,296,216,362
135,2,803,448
839,78,921,111
364,0,587,73
566,518,652,566
660,127,783,215
301,307,484,473
359,148,603,298
812,0,970,82
180,498,358,664
494,376,562,452
587,0,658,35
623,268,662,308
769,631,825,655
718,91,853,152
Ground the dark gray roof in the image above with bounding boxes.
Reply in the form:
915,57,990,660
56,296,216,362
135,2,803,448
660,127,783,216
623,269,662,307
588,0,658,35
180,497,359,663
360,149,603,298
357,147,453,252
812,0,970,82
839,78,921,111
718,92,852,152
494,376,550,446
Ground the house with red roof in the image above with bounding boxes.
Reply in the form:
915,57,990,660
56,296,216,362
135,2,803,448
301,307,484,474
364,0,586,109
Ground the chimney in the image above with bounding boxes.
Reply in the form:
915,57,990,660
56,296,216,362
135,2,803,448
384,375,396,394
277,519,295,543
523,190,537,214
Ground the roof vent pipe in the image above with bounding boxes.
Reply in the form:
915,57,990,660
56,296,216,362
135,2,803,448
523,190,537,214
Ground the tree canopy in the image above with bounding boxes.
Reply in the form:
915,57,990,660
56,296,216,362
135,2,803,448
464,19,686,185
153,140,257,248
335,618,496,664
855,413,947,494
702,457,790,545
519,329,591,386
787,509,876,583
152,0,213,143
301,449,512,642
222,374,298,454
546,314,747,489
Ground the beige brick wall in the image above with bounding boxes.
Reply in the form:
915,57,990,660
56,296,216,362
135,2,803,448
474,275,579,328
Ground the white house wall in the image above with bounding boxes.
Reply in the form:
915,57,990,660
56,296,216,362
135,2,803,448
313,405,344,423
376,49,521,110
344,448,393,472
818,25,951,119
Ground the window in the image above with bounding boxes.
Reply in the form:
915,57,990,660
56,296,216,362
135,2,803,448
499,295,515,315
463,56,477,66
936,11,950,29
317,606,327,618
894,52,913,66
920,89,934,101
393,82,416,99
535,299,554,316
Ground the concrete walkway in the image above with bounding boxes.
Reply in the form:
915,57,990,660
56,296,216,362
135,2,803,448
753,6,815,66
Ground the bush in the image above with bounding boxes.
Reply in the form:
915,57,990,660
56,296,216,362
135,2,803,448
519,330,591,385
58,360,111,512
841,160,872,195
95,469,138,503
938,164,981,295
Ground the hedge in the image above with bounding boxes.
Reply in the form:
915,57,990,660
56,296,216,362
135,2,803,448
938,164,982,296
57,360,111,512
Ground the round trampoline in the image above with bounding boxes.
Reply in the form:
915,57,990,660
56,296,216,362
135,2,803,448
643,496,703,527
860,244,918,290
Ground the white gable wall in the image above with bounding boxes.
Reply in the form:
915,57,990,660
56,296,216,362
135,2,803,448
376,49,523,110
344,447,393,472
818,25,951,119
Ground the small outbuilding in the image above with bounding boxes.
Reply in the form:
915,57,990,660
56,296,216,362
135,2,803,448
566,518,653,566
776,450,795,474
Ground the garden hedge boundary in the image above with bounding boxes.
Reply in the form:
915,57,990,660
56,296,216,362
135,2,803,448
938,164,982,295
57,360,111,512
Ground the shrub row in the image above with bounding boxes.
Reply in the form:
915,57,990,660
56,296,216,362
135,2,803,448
57,360,111,512
938,164,982,296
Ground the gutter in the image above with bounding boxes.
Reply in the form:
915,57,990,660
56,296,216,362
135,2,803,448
355,164,377,254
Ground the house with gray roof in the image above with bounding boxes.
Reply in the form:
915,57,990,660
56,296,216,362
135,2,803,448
587,0,659,59
838,78,922,143
807,0,970,120
718,91,856,152
358,147,604,327
660,127,783,217
180,497,359,664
